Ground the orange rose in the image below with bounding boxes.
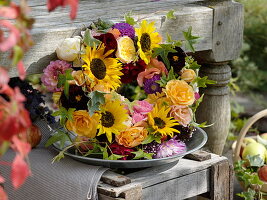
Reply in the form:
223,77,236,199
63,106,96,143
116,126,148,148
165,80,195,106
181,69,196,82
66,110,100,138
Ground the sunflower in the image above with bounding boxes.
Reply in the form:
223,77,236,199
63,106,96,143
146,92,172,107
98,99,128,143
148,105,179,137
135,20,162,64
81,43,123,92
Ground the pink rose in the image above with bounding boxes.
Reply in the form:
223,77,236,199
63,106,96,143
133,100,153,115
170,105,193,127
132,112,147,124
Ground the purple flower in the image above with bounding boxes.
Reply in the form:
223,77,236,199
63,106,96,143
112,23,135,39
41,60,71,92
155,137,186,158
143,74,162,94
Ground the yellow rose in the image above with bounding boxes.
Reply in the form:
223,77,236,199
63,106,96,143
181,69,196,82
116,126,148,148
66,110,100,138
165,80,195,106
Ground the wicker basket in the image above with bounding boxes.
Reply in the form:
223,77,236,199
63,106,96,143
233,109,267,192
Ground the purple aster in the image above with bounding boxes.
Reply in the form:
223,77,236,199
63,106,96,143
112,23,135,39
155,136,186,158
41,60,72,92
143,74,162,94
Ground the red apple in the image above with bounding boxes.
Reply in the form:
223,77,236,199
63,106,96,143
258,165,267,182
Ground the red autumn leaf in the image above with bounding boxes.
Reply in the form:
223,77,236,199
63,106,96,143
47,0,78,20
0,20,20,52
0,67,10,92
11,136,31,158
17,61,26,80
0,187,8,200
11,154,31,189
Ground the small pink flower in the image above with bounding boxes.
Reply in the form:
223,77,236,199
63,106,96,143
41,60,72,92
0,20,20,52
132,112,147,124
195,92,200,101
137,58,167,86
133,100,153,115
170,105,192,127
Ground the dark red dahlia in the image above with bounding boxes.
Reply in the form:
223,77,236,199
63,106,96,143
94,33,117,54
167,47,186,74
121,59,147,84
109,143,135,160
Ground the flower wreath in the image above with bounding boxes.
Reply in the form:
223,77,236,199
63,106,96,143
42,17,214,161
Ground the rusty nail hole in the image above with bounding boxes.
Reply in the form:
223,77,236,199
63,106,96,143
218,21,223,26
216,41,221,45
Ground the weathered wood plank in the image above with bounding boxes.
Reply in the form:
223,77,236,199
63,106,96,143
101,170,131,187
184,150,211,161
142,169,209,200
127,154,226,188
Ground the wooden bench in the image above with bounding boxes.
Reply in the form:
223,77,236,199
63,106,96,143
98,152,233,200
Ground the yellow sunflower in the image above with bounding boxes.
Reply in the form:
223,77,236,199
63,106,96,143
135,20,162,64
146,92,172,107
98,99,128,143
148,105,179,137
81,43,123,92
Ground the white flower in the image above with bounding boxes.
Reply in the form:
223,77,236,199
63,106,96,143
56,36,82,62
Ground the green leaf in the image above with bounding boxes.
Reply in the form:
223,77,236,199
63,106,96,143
191,94,204,113
107,154,125,160
249,173,264,186
87,91,106,116
141,134,162,145
83,29,101,47
183,26,200,53
166,10,176,19
237,188,256,200
247,154,265,167
45,129,70,148
132,149,153,160
52,107,75,126
156,67,177,87
152,44,176,69
124,12,136,25
52,152,65,163
193,76,217,88
57,69,74,98
166,33,182,47
191,121,214,128
12,45,24,66
185,56,201,70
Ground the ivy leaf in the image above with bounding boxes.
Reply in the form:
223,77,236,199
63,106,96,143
237,188,256,200
152,44,176,69
52,107,75,126
249,173,264,186
166,33,182,47
185,56,201,70
193,76,217,88
87,91,106,116
191,94,204,113
45,129,70,149
247,154,265,167
107,154,125,160
124,12,136,25
52,152,65,163
132,149,153,160
141,134,162,145
98,145,109,159
166,10,176,19
83,29,101,47
57,69,74,98
191,121,214,128
156,67,176,87
183,26,200,53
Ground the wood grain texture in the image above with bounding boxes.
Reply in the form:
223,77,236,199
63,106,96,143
184,150,211,161
101,170,131,187
142,169,209,200
2,0,214,77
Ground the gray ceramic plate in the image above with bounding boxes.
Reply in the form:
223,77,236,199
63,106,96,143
53,127,207,168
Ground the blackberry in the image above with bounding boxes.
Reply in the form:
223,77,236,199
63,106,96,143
142,141,160,157
174,125,196,142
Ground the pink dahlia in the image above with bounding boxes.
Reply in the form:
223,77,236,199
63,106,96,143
41,60,72,92
155,137,186,158
133,100,153,115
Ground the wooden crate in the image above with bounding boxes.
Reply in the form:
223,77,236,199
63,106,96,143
98,152,233,200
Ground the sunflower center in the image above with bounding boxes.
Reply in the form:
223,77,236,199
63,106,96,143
101,111,115,128
154,117,166,129
140,33,151,52
90,58,106,80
